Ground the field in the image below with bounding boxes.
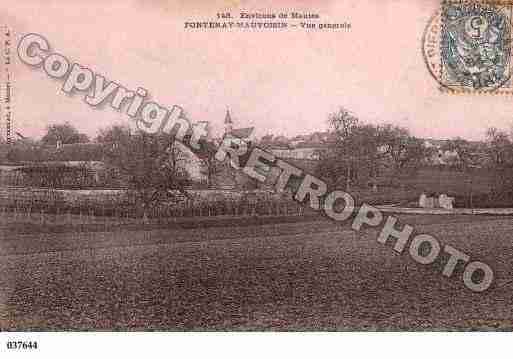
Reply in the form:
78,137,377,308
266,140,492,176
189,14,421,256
401,168,493,194
1,213,512,331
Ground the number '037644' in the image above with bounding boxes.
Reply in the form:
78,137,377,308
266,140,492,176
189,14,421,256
6,341,38,350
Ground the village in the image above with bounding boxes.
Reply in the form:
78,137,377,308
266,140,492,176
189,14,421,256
1,108,512,332
0,108,505,213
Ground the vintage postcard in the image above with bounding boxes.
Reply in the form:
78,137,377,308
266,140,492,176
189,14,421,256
0,0,513,354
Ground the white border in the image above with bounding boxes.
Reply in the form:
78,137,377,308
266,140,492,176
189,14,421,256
0,332,510,359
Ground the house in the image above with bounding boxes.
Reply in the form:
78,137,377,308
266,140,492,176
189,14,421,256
259,130,333,161
223,108,256,143
203,109,258,189
0,137,208,187
269,146,322,160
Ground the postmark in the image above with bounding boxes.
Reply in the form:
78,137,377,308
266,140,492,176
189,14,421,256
423,0,513,94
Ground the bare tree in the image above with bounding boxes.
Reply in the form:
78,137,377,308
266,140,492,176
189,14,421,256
96,124,131,144
41,122,89,146
323,107,360,190
486,127,512,168
197,140,223,188
319,109,429,190
380,124,430,185
103,131,190,219
442,137,482,208
485,127,513,198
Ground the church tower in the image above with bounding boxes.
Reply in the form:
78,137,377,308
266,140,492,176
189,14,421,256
224,108,233,135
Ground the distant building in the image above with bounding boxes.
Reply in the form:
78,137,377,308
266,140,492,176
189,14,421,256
423,139,465,165
223,108,255,143
269,146,321,160
207,109,258,189
263,131,333,161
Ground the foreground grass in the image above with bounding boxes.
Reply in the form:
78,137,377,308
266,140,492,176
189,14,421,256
0,215,512,330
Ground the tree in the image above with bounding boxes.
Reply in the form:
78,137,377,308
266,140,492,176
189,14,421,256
318,109,430,191
442,137,482,170
486,127,512,168
96,124,131,144
197,140,223,188
321,107,360,190
260,134,274,145
441,137,481,207
319,108,381,189
41,122,89,145
103,131,190,219
328,107,359,140
485,127,513,198
379,124,430,185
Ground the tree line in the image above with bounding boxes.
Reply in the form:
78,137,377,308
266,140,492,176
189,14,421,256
316,107,513,204
3,109,513,212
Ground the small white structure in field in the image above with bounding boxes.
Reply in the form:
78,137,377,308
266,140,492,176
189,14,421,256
419,193,455,209
419,193,436,208
419,193,428,208
439,194,455,210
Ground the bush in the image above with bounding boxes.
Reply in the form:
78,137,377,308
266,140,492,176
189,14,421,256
454,192,513,208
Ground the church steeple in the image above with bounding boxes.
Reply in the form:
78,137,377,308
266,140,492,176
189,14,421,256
224,108,233,134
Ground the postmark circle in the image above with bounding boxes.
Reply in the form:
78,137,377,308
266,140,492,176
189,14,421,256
422,2,513,93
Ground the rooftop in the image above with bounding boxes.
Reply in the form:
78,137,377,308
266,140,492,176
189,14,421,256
228,127,255,139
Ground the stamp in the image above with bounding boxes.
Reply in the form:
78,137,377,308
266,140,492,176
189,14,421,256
423,0,513,94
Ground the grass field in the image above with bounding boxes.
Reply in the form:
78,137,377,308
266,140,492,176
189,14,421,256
1,214,512,330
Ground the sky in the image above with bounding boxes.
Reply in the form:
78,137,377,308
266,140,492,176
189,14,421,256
1,0,512,141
